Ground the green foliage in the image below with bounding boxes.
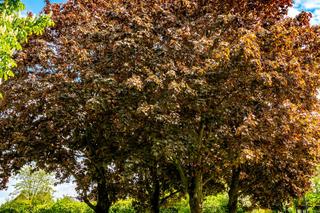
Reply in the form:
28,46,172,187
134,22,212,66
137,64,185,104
0,0,53,81
251,210,272,213
0,196,93,213
0,195,54,213
306,170,320,205
162,198,190,213
203,194,228,213
0,199,33,213
0,166,55,213
49,197,93,213
110,199,135,213
12,166,55,204
159,193,245,213
298,167,320,211
1,195,225,213
0,195,302,213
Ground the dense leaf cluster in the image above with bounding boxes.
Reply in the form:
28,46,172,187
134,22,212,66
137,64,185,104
0,0,320,213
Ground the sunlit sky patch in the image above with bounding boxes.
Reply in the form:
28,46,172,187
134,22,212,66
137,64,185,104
288,0,320,24
22,0,66,14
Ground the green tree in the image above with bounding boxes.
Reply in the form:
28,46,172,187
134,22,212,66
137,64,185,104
0,0,53,82
303,166,320,209
0,166,55,212
12,165,55,205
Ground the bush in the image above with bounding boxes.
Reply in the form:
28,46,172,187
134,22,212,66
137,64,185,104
49,197,93,213
0,197,49,213
110,199,135,213
0,194,287,213
203,193,247,213
203,193,228,213
0,196,93,213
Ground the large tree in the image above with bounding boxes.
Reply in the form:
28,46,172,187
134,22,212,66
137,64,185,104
0,1,320,213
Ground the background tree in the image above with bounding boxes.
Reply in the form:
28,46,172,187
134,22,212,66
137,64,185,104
0,165,55,212
12,165,55,204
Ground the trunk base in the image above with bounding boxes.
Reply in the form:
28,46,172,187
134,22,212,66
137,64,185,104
188,173,203,213
228,168,240,213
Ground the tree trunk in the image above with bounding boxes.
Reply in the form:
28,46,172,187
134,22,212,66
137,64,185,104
228,167,241,213
151,177,160,213
95,181,111,213
188,172,203,213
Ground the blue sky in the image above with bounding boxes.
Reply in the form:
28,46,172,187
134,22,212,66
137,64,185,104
288,0,320,24
22,0,66,14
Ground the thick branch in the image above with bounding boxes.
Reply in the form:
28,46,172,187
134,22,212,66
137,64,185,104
83,196,96,211
203,173,216,187
160,189,182,205
197,121,205,164
174,160,188,193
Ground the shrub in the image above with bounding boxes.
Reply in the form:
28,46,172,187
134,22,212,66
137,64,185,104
50,197,93,213
203,193,228,213
110,199,135,213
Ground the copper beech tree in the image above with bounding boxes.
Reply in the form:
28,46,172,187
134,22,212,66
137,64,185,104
1,0,320,213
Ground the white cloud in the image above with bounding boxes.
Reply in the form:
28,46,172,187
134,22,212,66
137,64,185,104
294,0,320,9
311,9,320,25
0,178,15,204
294,0,303,5
54,182,78,199
288,7,301,17
303,1,320,9
288,0,320,24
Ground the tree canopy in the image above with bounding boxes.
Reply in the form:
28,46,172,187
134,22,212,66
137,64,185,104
0,1,320,213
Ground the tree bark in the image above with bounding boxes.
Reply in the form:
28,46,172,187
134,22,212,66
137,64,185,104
95,181,111,213
151,177,160,213
228,167,241,213
188,172,203,213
